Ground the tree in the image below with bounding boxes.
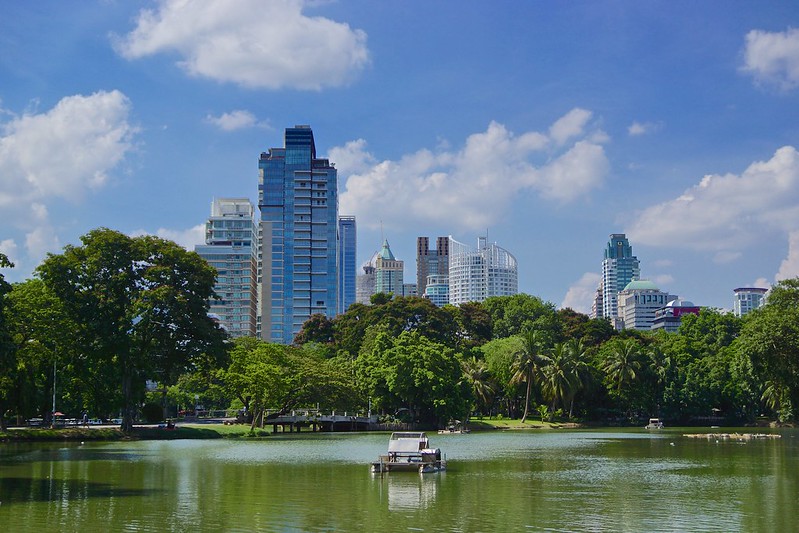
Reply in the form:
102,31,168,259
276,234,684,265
446,302,493,350
37,228,227,432
460,355,495,415
0,253,15,429
483,294,559,339
601,338,643,396
294,313,335,347
356,331,468,426
736,278,799,421
511,329,552,423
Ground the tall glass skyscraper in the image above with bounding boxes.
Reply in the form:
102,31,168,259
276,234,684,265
338,215,357,314
601,233,640,322
258,125,338,344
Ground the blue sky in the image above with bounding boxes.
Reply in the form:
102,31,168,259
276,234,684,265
2,1,799,313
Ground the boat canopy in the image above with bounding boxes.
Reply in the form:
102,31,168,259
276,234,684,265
388,432,429,453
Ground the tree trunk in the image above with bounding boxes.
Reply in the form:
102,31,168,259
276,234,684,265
521,376,532,423
121,370,134,433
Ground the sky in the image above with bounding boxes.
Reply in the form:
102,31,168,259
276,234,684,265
1,1,799,313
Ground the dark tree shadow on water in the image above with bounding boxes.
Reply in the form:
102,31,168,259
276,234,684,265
0,477,163,504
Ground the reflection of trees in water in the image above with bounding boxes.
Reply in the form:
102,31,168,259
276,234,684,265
0,476,161,503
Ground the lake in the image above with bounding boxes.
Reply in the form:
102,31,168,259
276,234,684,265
1,428,797,532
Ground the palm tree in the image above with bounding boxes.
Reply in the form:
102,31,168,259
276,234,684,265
460,356,495,415
511,329,551,423
564,338,593,418
602,338,643,396
542,342,577,415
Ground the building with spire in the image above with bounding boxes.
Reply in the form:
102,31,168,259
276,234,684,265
258,125,338,344
375,239,404,296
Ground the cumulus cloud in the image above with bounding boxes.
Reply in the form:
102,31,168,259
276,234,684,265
113,0,370,90
560,272,601,314
206,110,268,131
130,224,206,250
0,90,136,274
0,90,136,205
776,230,799,281
339,109,610,231
741,28,799,90
549,108,593,145
627,146,799,255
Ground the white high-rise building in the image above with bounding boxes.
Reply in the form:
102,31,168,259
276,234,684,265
448,236,517,305
194,198,258,337
617,280,676,331
733,287,768,317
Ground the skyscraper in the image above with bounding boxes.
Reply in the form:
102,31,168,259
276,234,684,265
258,125,338,344
417,236,449,296
338,216,357,314
600,233,640,322
448,236,518,305
194,198,258,337
375,239,404,296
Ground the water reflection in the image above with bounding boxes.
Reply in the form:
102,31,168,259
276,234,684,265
371,473,440,511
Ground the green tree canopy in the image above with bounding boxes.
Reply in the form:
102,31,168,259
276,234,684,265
37,228,227,432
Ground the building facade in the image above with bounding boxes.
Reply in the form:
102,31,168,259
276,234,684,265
600,234,640,321
338,216,357,314
617,280,675,330
651,299,701,333
417,236,449,297
733,287,768,317
356,255,377,305
194,198,258,337
258,125,338,344
448,236,518,305
375,240,404,296
424,274,449,307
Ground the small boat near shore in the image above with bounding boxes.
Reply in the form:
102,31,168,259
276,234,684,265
645,418,664,429
371,432,447,474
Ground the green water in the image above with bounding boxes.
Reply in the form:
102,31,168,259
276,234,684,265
1,429,797,532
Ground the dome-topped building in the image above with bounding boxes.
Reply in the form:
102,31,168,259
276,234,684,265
617,279,676,330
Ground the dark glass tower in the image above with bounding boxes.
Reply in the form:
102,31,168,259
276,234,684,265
338,215,356,314
258,125,338,344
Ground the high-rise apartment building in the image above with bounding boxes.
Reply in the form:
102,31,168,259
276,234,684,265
417,236,449,296
194,198,258,337
733,287,768,317
375,239,404,296
356,255,377,305
338,216,357,314
448,236,518,305
600,234,640,321
258,125,338,344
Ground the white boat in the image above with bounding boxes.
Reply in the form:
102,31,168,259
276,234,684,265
371,432,447,474
645,418,664,429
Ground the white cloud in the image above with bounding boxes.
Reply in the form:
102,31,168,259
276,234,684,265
113,0,370,90
0,90,136,277
0,90,136,206
0,239,19,266
25,226,60,262
713,251,742,264
130,224,206,250
206,110,267,131
653,274,674,287
549,108,593,145
752,277,772,289
627,146,799,254
339,109,609,231
560,272,601,314
741,28,799,90
628,121,660,136
776,230,799,281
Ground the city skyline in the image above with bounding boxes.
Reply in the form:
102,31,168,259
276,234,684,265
2,2,799,313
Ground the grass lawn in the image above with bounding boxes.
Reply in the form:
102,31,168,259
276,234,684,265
0,423,268,442
468,416,580,430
